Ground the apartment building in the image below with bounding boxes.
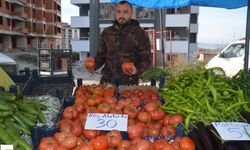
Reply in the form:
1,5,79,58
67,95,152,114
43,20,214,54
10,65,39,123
70,0,199,65
0,0,62,51
61,22,79,49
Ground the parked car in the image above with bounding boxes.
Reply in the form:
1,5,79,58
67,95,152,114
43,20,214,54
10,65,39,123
0,53,18,75
206,39,248,77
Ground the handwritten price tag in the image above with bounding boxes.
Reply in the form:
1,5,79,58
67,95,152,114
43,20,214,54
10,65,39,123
1,145,13,150
212,122,250,141
85,113,128,131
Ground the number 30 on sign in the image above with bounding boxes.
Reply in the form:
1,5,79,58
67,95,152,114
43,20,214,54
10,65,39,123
85,113,128,131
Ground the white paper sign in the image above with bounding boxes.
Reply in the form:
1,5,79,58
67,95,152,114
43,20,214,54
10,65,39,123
85,113,128,131
212,122,250,141
1,145,13,150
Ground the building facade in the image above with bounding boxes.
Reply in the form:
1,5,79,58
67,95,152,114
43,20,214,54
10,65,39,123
70,0,199,65
61,22,79,49
0,0,62,51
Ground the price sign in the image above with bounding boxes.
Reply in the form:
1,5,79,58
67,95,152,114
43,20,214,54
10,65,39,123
1,145,13,150
85,113,128,131
212,122,250,141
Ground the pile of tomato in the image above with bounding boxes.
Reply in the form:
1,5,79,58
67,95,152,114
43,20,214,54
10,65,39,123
38,84,195,150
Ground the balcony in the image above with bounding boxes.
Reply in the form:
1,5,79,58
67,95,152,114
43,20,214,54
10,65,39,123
9,0,26,6
164,38,189,53
71,37,90,52
190,23,198,33
165,14,190,27
71,16,90,28
190,6,199,14
71,0,90,5
12,12,28,19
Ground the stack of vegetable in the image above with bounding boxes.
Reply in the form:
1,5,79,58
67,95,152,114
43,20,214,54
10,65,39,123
160,67,250,130
0,91,47,150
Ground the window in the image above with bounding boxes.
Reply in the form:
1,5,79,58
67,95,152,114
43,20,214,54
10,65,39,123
100,3,115,20
33,9,36,18
221,44,245,58
137,8,155,19
43,11,46,17
5,2,9,10
0,16,2,25
43,0,45,5
27,38,31,44
33,23,36,32
43,24,46,30
0,0,2,7
7,18,10,26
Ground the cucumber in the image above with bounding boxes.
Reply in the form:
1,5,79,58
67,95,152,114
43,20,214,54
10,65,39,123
14,101,38,115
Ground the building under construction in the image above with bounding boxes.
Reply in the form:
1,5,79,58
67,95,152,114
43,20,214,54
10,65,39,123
0,0,62,51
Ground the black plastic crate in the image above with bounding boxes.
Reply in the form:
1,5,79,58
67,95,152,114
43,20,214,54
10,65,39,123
8,67,31,91
22,69,74,99
31,96,75,150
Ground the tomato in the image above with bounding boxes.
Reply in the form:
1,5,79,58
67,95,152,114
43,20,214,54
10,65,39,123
54,132,78,149
84,57,95,70
71,121,83,137
153,139,170,150
131,139,152,150
39,137,59,150
179,137,195,150
144,102,158,112
127,124,144,139
137,111,151,123
55,145,67,150
161,144,175,150
122,62,134,72
74,143,94,150
91,136,108,150
117,140,130,150
104,86,116,97
97,102,111,113
59,119,72,132
169,114,184,126
123,105,138,119
83,130,98,140
106,130,122,148
74,103,85,113
163,115,171,126
148,128,160,138
62,106,78,120
150,108,165,121
161,126,176,138
87,98,97,106
105,97,117,104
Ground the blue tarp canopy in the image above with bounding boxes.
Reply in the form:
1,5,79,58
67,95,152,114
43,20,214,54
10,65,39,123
111,0,247,9
112,0,250,71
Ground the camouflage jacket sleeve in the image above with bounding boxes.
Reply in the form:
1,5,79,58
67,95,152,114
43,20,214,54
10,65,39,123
94,30,106,70
134,29,151,75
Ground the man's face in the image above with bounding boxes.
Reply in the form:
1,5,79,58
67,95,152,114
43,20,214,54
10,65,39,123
115,3,132,25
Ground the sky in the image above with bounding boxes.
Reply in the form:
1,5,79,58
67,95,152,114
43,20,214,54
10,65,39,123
61,0,247,47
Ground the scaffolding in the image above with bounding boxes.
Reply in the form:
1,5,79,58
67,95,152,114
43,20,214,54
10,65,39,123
145,29,172,68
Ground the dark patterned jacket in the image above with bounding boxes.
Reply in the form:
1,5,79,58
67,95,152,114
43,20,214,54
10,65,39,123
94,19,151,85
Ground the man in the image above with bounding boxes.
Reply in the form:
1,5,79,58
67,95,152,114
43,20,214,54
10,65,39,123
85,1,151,85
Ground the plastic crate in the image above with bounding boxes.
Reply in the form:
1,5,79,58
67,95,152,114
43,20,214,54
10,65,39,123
22,69,74,99
31,96,75,150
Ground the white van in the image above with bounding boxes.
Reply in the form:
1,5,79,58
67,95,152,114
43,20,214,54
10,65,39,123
0,53,18,75
206,39,247,77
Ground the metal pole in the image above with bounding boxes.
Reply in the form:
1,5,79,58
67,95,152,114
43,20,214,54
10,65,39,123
244,1,250,73
159,8,165,68
90,0,100,56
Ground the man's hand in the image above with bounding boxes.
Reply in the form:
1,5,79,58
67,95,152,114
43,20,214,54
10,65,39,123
122,62,137,75
84,57,95,73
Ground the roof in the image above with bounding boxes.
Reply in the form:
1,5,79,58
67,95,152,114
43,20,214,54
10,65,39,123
0,53,16,64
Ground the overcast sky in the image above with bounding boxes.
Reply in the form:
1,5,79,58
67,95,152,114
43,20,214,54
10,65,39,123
61,0,247,45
